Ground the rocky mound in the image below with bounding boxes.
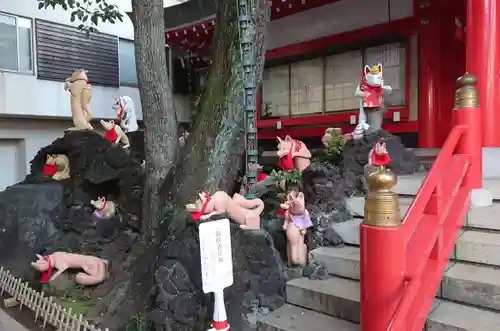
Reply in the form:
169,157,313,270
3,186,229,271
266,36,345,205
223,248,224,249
342,130,420,180
148,217,287,331
25,130,144,227
301,162,356,248
0,130,291,331
0,131,144,312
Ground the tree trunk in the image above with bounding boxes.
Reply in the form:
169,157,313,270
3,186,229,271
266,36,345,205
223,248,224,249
159,0,271,236
132,0,178,239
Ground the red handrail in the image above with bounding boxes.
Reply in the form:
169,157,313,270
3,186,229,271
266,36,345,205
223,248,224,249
360,75,482,331
387,125,471,331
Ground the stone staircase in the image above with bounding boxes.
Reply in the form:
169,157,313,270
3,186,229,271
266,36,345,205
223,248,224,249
259,175,500,331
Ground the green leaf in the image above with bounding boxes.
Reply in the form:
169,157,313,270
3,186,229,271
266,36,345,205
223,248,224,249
70,12,76,22
61,2,67,10
38,2,44,9
91,15,98,26
109,17,115,24
82,14,88,22
68,0,75,8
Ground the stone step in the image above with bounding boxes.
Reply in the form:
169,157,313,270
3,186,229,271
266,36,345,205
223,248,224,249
286,277,360,323
393,174,500,200
312,230,500,278
283,272,500,330
455,230,500,266
258,303,359,331
441,262,500,311
427,300,500,331
467,203,500,230
311,246,360,280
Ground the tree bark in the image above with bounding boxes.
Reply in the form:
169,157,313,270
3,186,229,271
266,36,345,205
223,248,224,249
158,0,248,235
132,0,178,239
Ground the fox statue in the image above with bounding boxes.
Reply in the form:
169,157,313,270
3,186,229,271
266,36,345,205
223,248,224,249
353,63,392,136
114,96,139,133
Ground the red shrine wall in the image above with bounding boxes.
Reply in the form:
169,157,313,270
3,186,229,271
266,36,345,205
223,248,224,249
256,0,464,148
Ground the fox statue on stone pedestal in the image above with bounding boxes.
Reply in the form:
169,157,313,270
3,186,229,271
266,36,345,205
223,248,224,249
352,63,392,138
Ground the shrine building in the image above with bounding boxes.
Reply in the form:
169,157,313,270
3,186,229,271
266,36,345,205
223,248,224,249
164,0,499,158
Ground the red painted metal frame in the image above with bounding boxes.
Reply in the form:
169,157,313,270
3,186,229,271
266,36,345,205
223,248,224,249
257,17,418,139
360,97,483,330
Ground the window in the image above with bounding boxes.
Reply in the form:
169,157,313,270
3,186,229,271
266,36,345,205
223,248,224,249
0,13,33,72
119,39,138,86
291,58,324,115
261,42,407,117
325,50,363,112
363,43,405,106
262,65,290,117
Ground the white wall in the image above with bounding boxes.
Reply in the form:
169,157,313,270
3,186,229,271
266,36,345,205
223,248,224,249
266,0,413,49
0,0,143,120
0,118,72,189
0,72,141,120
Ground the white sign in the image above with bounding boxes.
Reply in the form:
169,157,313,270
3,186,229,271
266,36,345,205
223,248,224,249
199,219,234,294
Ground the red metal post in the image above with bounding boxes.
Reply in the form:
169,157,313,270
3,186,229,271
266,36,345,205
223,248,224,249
360,226,405,331
453,74,482,189
466,0,500,147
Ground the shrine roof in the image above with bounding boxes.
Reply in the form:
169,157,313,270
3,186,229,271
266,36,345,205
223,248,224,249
163,0,340,60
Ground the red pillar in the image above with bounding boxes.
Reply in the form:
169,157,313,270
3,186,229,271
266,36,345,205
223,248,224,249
466,0,500,147
360,227,404,331
418,2,441,148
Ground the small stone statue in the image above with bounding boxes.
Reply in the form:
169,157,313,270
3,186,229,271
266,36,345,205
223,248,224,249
281,190,312,266
42,154,70,180
63,69,93,131
364,139,392,178
114,96,139,133
364,139,400,227
100,120,130,148
31,253,108,286
276,135,311,173
91,196,117,219
186,191,264,229
354,63,392,134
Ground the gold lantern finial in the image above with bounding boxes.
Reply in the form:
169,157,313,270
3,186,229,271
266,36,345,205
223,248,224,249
363,140,401,227
454,73,478,109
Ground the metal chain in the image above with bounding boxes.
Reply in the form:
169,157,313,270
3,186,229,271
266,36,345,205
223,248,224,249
236,0,269,195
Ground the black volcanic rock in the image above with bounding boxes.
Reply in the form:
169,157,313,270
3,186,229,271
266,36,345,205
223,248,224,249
341,130,420,180
25,130,144,228
0,130,143,299
150,219,287,331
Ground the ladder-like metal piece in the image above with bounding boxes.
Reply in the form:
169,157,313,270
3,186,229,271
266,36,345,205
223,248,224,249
236,0,268,195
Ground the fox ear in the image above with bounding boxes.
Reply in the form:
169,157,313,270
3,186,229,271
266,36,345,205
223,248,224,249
364,65,371,75
284,135,293,142
376,63,383,72
36,254,43,260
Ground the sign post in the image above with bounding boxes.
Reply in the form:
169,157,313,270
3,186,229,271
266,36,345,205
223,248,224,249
199,218,233,331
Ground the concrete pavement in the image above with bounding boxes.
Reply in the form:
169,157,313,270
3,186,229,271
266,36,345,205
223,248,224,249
0,308,29,331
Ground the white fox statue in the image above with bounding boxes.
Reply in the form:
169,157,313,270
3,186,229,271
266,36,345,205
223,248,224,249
352,63,392,137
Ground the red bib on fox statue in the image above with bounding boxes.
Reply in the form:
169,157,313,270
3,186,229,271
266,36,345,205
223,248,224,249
276,136,311,173
359,64,384,108
103,125,118,143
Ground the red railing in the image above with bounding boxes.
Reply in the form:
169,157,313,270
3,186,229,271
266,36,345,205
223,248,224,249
360,75,482,331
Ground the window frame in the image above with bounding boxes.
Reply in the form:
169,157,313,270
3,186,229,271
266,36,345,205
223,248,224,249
0,11,35,75
261,40,408,119
118,37,138,87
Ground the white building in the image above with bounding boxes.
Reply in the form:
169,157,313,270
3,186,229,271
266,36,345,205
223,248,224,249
0,0,142,191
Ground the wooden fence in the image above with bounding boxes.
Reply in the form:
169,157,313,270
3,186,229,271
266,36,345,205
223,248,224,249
0,266,108,331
